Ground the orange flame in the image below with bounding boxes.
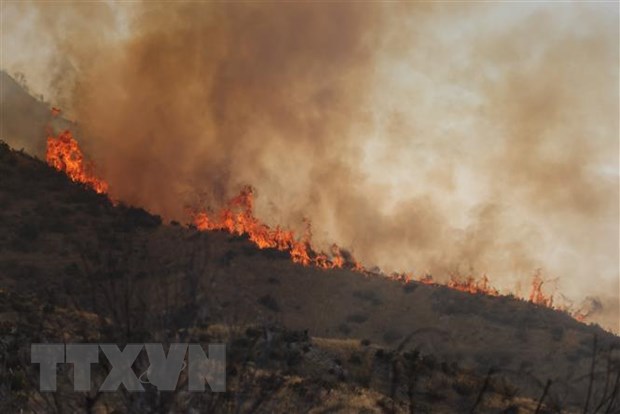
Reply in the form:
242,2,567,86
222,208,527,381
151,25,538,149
528,269,554,308
46,130,109,194
190,187,590,321
447,273,499,296
41,123,589,324
191,186,362,270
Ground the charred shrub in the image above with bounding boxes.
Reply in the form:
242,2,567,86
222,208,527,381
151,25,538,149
282,329,309,343
493,378,519,402
228,233,250,243
16,222,39,242
267,276,281,285
245,326,262,339
338,323,351,335
346,313,369,324
431,288,480,316
219,250,236,266
425,377,449,402
259,247,289,260
515,326,528,343
286,348,303,367
348,352,363,365
43,209,76,234
0,140,13,159
258,294,280,312
122,205,162,228
550,326,564,341
474,349,512,369
403,283,418,294
352,289,383,306
452,377,476,396
63,262,81,278
382,329,403,345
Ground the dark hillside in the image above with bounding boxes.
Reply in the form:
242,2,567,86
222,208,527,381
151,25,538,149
0,141,618,413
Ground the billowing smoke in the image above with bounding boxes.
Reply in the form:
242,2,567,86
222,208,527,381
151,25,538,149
2,2,618,330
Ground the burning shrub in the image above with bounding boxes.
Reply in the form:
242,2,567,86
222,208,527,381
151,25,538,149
46,130,108,194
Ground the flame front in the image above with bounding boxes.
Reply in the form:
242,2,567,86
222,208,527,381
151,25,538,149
190,188,583,318
41,126,586,323
528,269,554,308
46,130,109,194
447,274,499,296
192,186,361,270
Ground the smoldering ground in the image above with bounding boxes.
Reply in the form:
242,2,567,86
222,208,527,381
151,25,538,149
1,2,618,330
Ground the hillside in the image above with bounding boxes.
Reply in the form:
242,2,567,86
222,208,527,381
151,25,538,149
0,71,74,158
0,140,619,413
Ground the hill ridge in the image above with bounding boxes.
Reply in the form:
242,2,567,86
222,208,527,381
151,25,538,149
0,139,618,413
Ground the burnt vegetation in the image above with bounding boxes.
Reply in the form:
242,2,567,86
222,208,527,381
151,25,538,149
0,142,619,413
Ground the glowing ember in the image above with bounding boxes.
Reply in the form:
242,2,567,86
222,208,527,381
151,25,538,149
46,130,109,194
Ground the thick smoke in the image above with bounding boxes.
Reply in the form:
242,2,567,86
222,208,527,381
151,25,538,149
1,2,618,330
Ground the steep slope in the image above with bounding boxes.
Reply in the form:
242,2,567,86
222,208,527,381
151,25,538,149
0,71,74,157
0,141,618,413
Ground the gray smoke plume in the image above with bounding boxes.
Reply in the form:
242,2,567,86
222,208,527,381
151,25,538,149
1,2,618,331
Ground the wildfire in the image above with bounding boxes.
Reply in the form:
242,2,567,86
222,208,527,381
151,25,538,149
447,273,499,296
40,123,586,323
191,186,363,270
418,274,435,285
528,269,554,308
189,187,588,319
46,130,109,194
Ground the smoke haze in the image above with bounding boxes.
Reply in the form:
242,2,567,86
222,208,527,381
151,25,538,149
1,2,618,330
